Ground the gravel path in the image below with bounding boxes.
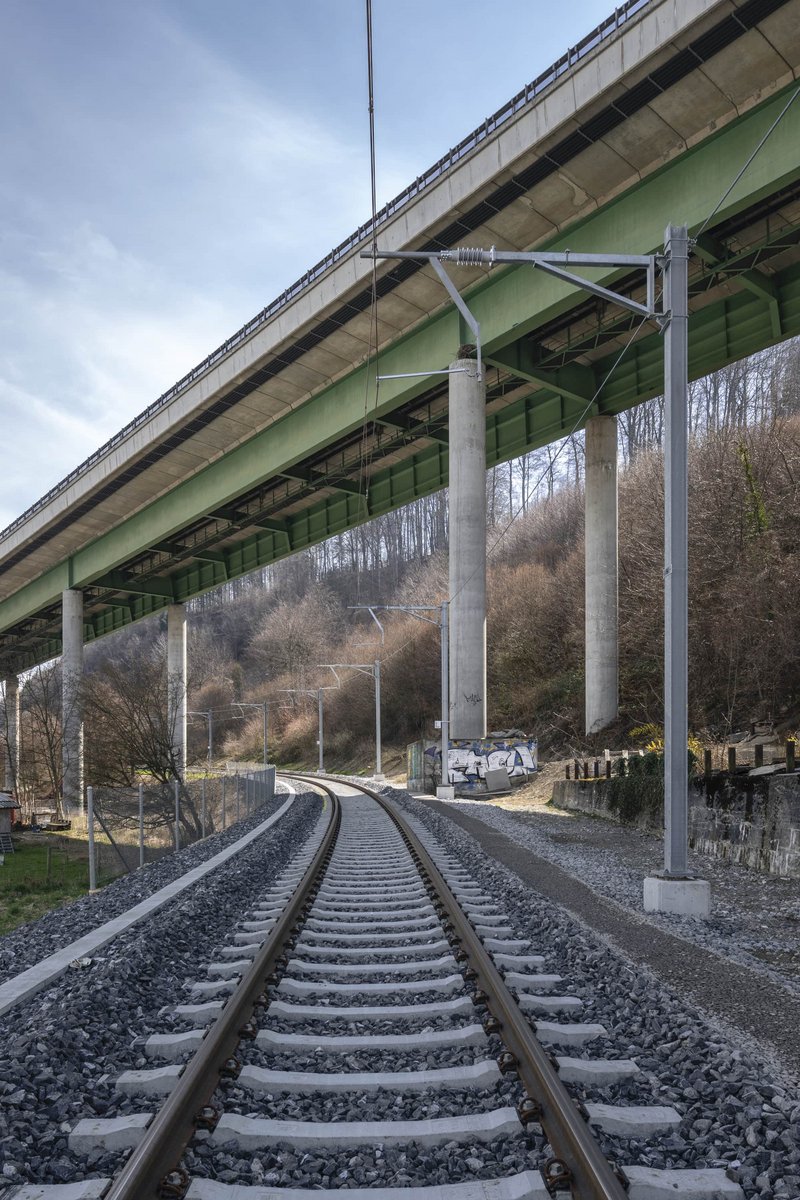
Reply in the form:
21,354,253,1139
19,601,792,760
374,785,800,1199
424,790,800,1025
447,788,800,996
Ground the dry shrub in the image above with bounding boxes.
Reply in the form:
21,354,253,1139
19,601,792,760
247,585,346,682
615,416,800,732
488,555,583,737
617,451,665,724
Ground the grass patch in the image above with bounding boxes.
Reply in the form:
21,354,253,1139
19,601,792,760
0,835,112,936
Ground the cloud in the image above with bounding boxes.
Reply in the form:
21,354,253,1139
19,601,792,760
3,0,561,536
0,225,242,530
0,6,406,533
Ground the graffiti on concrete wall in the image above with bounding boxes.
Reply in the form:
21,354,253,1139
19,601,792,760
447,737,538,788
418,734,538,792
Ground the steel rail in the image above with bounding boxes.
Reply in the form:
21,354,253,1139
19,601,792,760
303,774,627,1200
104,781,341,1200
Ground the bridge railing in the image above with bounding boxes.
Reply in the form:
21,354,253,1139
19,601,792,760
0,0,653,547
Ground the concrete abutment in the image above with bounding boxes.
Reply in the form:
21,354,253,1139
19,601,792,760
61,588,84,815
584,414,619,735
448,358,487,741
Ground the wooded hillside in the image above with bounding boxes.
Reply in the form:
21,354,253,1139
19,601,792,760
6,339,799,789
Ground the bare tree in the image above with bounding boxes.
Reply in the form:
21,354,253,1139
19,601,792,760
84,647,203,840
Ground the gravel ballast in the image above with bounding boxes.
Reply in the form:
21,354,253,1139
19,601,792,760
0,787,293,986
180,789,537,1193
4,777,794,1198
440,794,800,995
372,784,800,1200
423,794,800,1080
0,790,322,1191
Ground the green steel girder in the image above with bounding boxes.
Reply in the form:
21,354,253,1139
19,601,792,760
7,254,799,674
484,347,597,405
694,232,785,338
1,84,800,667
377,412,450,444
93,571,176,599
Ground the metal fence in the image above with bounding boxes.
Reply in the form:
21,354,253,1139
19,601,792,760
79,767,276,876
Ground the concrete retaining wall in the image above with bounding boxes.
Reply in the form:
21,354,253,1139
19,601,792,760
551,773,800,877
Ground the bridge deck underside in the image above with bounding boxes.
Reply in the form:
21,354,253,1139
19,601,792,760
2,54,800,670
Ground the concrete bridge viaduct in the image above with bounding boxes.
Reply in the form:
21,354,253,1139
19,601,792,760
1,0,799,807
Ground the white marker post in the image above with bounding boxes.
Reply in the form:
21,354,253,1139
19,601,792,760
86,786,97,892
174,779,180,852
138,782,144,869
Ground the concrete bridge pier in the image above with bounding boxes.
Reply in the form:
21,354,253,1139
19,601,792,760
448,357,487,741
167,603,187,776
3,675,19,792
584,414,619,734
62,589,85,815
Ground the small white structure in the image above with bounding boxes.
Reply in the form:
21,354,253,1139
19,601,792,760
0,794,17,834
0,793,18,853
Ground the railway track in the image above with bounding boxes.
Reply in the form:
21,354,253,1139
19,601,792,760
1,776,747,1199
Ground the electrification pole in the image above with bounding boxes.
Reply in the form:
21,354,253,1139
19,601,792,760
281,687,337,775
360,235,707,911
237,701,270,771
188,710,213,767
321,662,384,779
350,603,450,793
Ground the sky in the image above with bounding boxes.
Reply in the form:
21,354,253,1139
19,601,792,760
0,0,619,534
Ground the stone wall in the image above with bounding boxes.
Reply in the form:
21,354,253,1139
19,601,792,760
551,773,800,878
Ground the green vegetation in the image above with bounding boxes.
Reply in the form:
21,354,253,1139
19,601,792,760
604,746,699,826
605,752,665,826
0,836,109,935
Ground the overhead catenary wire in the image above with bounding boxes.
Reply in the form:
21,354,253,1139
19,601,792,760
356,0,381,576
694,82,800,243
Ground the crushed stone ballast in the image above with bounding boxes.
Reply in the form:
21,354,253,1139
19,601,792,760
0,786,298,1018
0,778,746,1200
